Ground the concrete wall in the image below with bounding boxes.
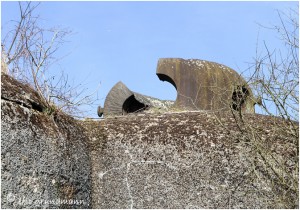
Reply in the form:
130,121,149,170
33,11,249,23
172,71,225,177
84,112,298,208
1,75,91,208
1,75,298,209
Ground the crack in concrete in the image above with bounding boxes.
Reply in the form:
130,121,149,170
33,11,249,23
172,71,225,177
123,146,181,209
125,162,134,209
1,96,44,113
99,144,183,209
98,165,126,179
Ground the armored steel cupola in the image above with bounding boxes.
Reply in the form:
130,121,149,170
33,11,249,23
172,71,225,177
157,58,257,113
99,58,259,117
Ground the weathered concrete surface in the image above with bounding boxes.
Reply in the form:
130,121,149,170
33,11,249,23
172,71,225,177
157,58,257,113
101,81,173,116
1,74,298,209
84,112,298,209
1,75,91,208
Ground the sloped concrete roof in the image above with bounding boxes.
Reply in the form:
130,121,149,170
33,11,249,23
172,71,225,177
84,111,298,208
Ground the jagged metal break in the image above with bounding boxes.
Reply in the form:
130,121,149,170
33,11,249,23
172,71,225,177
98,81,173,117
157,58,259,113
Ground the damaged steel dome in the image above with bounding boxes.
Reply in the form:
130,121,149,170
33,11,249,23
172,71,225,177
98,81,173,117
98,58,259,117
157,58,259,113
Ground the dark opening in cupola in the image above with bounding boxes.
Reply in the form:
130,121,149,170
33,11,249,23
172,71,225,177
231,85,249,111
122,95,148,114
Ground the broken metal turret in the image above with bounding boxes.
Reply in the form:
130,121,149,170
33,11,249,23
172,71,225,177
99,81,173,117
157,58,258,113
98,58,259,117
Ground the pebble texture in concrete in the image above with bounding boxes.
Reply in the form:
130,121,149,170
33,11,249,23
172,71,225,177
1,74,298,209
83,112,298,209
1,75,91,208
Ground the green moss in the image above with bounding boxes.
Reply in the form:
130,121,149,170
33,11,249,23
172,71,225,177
43,104,57,116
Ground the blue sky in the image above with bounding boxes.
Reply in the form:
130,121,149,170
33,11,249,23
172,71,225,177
1,1,298,118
